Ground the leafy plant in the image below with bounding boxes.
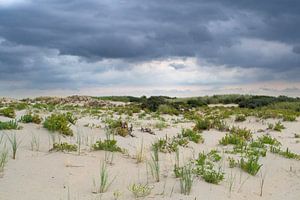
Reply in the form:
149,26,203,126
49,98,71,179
128,183,152,198
273,121,285,132
240,156,262,176
194,118,211,131
43,114,73,136
93,139,122,152
181,128,204,143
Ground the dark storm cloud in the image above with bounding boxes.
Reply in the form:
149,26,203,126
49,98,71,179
0,0,299,95
1,0,299,63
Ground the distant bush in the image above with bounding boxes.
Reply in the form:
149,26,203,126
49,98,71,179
43,114,73,136
157,104,179,115
0,107,16,118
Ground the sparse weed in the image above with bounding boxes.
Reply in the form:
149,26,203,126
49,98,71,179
179,164,193,195
7,133,21,159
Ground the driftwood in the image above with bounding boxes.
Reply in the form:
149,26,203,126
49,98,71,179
140,127,155,135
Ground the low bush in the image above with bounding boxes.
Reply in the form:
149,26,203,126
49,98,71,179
43,114,73,136
240,156,262,176
181,129,204,143
152,136,189,153
194,118,211,131
93,139,122,152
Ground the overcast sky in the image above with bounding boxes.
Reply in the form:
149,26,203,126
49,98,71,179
0,0,300,98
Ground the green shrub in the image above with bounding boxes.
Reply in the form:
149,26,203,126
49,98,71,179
153,121,168,130
43,114,73,136
273,121,285,132
219,134,245,146
258,135,281,146
194,118,211,131
181,129,204,143
157,104,179,115
50,142,77,152
20,113,42,124
0,107,16,118
93,140,122,152
194,152,224,184
201,168,224,184
0,120,19,130
240,156,262,176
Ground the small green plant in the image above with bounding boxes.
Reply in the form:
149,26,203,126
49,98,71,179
273,121,285,132
128,183,152,198
194,118,211,131
43,114,73,136
7,133,21,160
50,142,77,152
279,148,300,160
219,134,245,146
19,113,42,124
240,156,262,176
194,152,224,184
207,149,222,162
0,107,16,118
148,146,160,182
181,129,204,143
294,133,300,138
201,168,224,184
93,140,122,152
258,135,281,146
179,164,193,195
0,120,19,130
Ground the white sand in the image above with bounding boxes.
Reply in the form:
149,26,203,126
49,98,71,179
0,111,299,200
